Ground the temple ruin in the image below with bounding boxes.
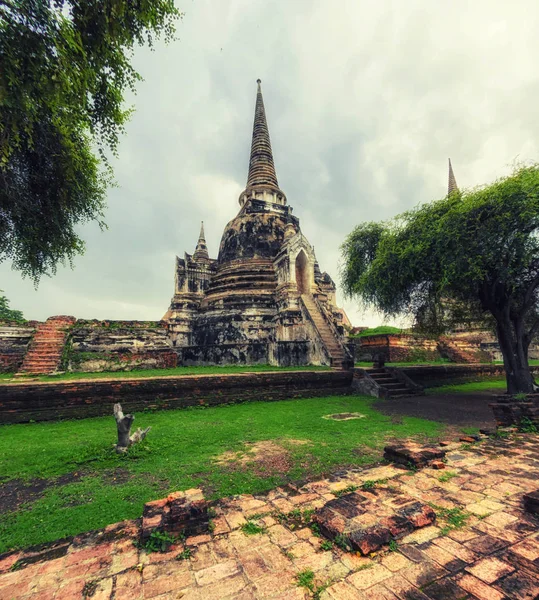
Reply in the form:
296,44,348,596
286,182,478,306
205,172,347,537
163,80,352,368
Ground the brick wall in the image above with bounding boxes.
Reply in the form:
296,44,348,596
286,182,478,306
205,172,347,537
401,364,539,388
0,370,353,424
354,334,440,363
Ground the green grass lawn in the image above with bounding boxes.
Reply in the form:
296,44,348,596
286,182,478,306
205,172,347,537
0,364,330,384
426,378,507,394
0,395,443,553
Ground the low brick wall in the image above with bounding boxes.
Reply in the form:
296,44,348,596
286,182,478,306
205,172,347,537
353,334,440,363
400,364,539,388
0,370,353,424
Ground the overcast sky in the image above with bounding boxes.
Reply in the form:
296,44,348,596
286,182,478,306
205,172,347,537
2,0,539,326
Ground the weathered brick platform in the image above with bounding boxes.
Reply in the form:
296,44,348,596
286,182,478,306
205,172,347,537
0,370,353,424
0,434,538,599
313,489,436,554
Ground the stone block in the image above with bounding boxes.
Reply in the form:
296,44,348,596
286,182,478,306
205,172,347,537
141,488,208,541
383,443,446,469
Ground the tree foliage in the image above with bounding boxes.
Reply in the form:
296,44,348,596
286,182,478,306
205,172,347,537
0,0,181,282
0,290,24,320
341,164,539,393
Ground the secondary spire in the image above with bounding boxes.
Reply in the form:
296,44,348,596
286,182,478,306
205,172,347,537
193,221,209,261
448,158,459,195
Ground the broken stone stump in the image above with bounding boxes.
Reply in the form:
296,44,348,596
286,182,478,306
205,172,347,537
383,443,446,469
523,490,539,516
312,489,436,555
142,488,208,541
430,460,445,470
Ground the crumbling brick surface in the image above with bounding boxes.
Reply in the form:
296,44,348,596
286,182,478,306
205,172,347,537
1,434,538,600
313,490,436,555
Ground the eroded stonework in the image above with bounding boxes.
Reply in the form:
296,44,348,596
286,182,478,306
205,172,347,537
164,81,351,368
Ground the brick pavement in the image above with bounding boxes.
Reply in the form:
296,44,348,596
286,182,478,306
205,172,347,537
0,434,537,599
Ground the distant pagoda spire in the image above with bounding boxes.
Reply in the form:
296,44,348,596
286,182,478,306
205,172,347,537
448,158,459,195
238,80,286,207
193,221,209,261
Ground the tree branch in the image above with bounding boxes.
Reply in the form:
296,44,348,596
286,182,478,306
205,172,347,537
522,275,539,312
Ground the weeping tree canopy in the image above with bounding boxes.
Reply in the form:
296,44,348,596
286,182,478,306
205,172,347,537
341,164,539,394
0,0,181,283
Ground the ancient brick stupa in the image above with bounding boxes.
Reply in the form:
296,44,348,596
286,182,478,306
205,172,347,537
164,80,352,368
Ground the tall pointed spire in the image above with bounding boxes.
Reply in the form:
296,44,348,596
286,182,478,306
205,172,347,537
448,158,459,195
247,79,279,190
193,221,209,261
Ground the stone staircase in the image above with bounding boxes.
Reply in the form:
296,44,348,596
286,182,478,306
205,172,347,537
437,336,483,363
365,367,422,398
17,316,76,375
301,295,349,369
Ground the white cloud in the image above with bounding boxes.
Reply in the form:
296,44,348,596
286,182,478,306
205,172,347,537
2,0,539,329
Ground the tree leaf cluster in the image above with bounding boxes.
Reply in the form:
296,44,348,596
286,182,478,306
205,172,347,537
342,165,539,331
341,164,539,392
0,289,24,320
0,0,181,282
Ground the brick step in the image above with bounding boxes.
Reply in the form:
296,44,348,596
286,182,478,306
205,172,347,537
22,357,61,363
301,294,348,367
387,385,409,392
18,315,72,375
21,359,60,363
25,346,63,350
